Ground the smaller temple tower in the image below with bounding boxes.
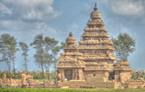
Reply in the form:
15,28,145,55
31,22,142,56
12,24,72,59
56,32,85,81
113,60,133,83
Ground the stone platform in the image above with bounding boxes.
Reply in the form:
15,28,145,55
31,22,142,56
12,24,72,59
63,80,86,88
62,77,115,88
85,77,115,88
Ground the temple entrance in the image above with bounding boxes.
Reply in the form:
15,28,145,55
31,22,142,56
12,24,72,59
65,69,72,80
109,71,115,80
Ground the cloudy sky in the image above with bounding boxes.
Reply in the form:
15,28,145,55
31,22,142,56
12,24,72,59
0,0,145,71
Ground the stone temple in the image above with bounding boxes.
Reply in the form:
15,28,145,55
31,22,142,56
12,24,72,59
56,3,145,88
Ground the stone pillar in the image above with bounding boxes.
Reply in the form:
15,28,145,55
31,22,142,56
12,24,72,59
120,72,125,83
104,71,109,81
114,71,120,82
21,74,26,83
72,69,75,80
57,70,61,81
75,69,79,80
2,73,6,82
72,69,79,80
58,69,65,81
61,69,65,80
78,69,84,80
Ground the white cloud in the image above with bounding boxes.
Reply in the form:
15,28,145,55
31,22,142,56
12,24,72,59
0,2,12,15
1,0,61,21
0,0,65,45
104,0,144,16
0,20,66,44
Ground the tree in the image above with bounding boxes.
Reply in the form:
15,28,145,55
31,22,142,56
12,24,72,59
43,52,53,80
44,37,58,80
19,42,29,71
30,34,59,79
52,46,60,70
111,33,136,61
30,34,46,79
131,74,137,80
52,42,66,71
11,41,20,76
0,34,19,78
60,42,66,49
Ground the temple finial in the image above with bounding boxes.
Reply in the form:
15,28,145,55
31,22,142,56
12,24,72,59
69,32,73,37
94,2,98,11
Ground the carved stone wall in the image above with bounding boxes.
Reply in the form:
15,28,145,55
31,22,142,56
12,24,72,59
84,71,106,78
120,71,132,83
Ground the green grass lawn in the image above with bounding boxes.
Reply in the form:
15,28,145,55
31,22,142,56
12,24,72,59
0,88,145,92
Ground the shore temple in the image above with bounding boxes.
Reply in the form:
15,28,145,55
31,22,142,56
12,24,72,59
55,3,144,88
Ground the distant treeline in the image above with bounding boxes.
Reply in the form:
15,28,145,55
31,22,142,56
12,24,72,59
0,71,56,80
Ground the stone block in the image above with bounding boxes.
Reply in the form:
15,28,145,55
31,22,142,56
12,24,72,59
63,81,70,86
70,84,83,88
2,73,6,82
21,74,26,83
86,77,105,85
69,80,86,88
69,80,86,84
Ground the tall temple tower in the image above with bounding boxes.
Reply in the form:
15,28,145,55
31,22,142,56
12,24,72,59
57,2,118,82
78,2,118,80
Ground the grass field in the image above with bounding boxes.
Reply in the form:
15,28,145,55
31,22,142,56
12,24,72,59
0,88,145,92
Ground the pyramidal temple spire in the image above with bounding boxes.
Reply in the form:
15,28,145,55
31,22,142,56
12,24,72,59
94,2,98,11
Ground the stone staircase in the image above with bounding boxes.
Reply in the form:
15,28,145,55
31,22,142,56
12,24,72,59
83,77,115,88
86,76,104,85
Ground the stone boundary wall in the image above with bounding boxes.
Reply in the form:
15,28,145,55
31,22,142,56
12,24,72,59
0,73,63,88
